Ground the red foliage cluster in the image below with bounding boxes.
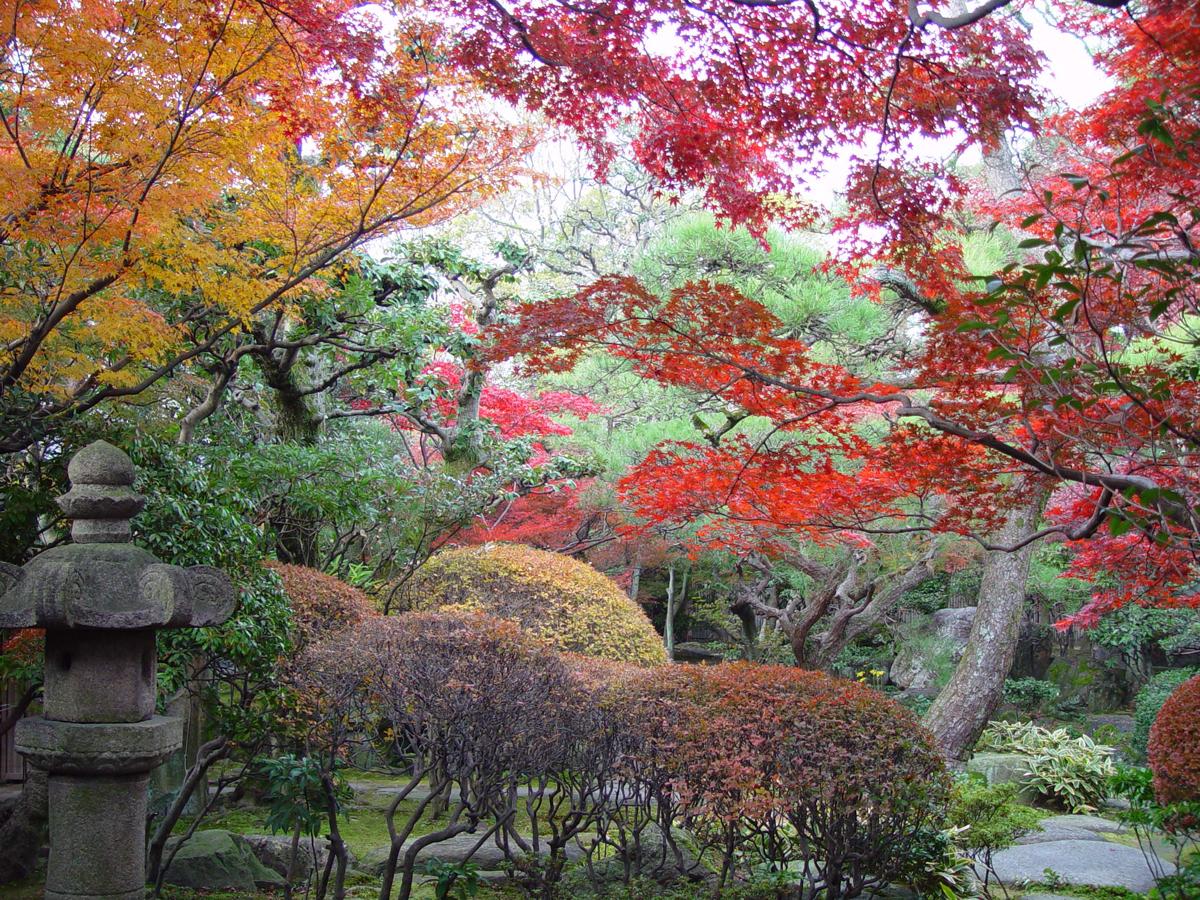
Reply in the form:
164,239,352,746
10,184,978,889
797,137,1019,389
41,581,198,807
418,361,601,445
1148,674,1200,806
438,0,1042,242
490,5,1200,626
264,562,377,649
627,662,949,894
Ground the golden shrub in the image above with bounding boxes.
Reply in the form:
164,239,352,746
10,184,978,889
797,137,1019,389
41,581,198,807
407,543,666,667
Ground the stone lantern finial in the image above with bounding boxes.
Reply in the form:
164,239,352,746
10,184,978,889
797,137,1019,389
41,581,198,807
56,439,144,543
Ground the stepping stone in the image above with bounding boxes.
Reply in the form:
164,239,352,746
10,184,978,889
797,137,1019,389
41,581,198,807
1039,814,1127,834
992,839,1171,893
1016,813,1129,845
1015,824,1103,845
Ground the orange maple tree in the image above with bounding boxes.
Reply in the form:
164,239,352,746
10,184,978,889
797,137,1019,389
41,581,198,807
0,0,532,450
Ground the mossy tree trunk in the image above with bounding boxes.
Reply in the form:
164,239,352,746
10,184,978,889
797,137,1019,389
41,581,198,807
923,487,1048,761
252,339,325,566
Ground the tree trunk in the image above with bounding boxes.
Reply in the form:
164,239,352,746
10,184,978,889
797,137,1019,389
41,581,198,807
923,487,1047,760
664,566,675,660
253,344,324,565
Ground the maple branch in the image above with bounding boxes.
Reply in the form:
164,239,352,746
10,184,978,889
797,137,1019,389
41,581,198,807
908,0,1129,30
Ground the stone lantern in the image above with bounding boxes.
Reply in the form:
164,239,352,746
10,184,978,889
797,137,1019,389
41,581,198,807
0,441,236,900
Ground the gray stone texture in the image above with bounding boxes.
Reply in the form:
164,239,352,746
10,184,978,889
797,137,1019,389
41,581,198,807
244,833,333,881
890,607,976,691
992,839,1172,892
44,773,150,899
3,441,236,900
965,752,1038,804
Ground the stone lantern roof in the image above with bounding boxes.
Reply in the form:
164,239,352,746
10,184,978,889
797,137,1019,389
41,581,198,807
0,440,235,630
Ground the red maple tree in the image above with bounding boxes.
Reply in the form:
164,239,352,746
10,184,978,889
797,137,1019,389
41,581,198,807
488,2,1200,626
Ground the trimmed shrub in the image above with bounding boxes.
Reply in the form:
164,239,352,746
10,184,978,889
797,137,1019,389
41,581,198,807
626,662,950,897
407,542,667,666
1149,674,1200,805
1003,677,1060,714
266,562,377,649
1134,668,1198,760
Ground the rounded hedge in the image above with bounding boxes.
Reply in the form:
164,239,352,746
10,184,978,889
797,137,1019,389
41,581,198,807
626,662,950,894
265,562,377,649
1148,674,1200,805
406,543,667,667
1133,667,1198,760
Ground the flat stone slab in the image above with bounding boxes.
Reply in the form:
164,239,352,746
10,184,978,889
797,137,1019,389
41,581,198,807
1017,814,1130,845
1015,824,1104,845
992,839,1171,892
1039,814,1127,834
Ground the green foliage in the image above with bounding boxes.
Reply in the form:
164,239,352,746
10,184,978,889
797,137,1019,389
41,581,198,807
258,754,341,838
634,213,893,366
948,777,1043,856
901,570,981,614
978,722,1116,813
126,438,294,729
1003,677,1061,715
1091,605,1199,661
421,859,482,900
1111,766,1200,900
1133,668,1199,760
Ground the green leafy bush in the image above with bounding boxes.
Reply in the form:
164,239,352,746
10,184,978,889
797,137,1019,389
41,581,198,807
1148,674,1200,806
1133,668,1199,760
947,777,1043,896
1111,766,1200,900
978,721,1115,813
1003,677,1061,714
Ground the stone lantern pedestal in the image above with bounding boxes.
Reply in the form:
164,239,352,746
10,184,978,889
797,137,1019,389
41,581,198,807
0,441,235,900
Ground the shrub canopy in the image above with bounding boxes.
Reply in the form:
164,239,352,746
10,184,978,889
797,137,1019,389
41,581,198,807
407,542,667,666
266,562,377,649
1149,674,1200,805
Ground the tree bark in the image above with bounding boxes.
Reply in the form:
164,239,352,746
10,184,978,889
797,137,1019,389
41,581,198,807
664,565,675,659
923,486,1048,761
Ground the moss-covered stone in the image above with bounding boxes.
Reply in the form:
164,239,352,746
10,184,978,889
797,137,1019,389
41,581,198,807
161,829,285,891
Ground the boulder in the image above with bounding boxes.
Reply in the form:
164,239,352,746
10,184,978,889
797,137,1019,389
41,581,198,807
890,607,975,692
161,829,285,891
244,833,336,880
965,752,1038,804
360,832,585,877
991,839,1171,893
